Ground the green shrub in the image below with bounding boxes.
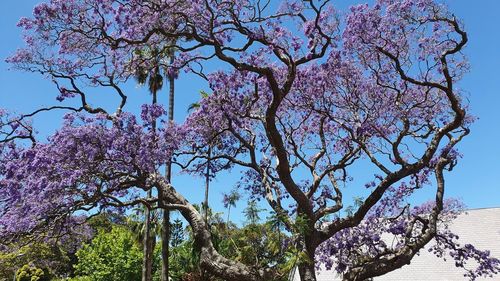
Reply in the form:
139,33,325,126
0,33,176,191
73,226,142,281
16,264,51,281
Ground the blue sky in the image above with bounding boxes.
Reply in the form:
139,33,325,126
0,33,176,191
1,1,499,225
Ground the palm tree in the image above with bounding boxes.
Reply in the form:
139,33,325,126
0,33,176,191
127,208,162,281
134,48,164,281
222,189,241,226
161,49,177,281
188,91,212,225
136,43,178,281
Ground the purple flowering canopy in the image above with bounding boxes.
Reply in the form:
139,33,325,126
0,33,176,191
1,0,499,280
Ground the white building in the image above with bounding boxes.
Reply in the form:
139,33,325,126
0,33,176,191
290,208,500,281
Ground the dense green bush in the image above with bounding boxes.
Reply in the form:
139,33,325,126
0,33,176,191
73,226,142,281
0,242,72,280
16,264,50,281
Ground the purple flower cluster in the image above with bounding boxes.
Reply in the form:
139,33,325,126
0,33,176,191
140,104,166,125
1,0,497,279
0,112,179,241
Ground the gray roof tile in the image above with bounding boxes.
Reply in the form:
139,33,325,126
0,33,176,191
290,208,500,281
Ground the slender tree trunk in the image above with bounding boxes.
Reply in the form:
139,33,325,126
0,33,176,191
144,85,160,281
148,232,156,280
227,206,231,226
142,190,153,281
167,56,175,123
161,55,175,281
204,146,211,224
161,196,170,281
201,149,211,281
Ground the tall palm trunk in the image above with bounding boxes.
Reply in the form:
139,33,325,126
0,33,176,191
142,190,152,281
200,155,210,281
143,76,160,281
204,146,211,224
161,55,175,281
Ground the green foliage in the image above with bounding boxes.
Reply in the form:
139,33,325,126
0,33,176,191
292,214,312,236
168,241,201,281
73,226,142,281
16,264,50,281
203,222,289,281
0,242,71,280
87,213,127,233
280,248,311,275
1,210,294,281
160,211,290,281
243,201,265,225
170,218,185,248
64,277,93,281
228,224,286,269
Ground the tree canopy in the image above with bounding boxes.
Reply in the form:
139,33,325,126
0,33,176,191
1,0,499,280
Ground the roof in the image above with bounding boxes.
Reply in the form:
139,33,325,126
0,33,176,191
290,208,500,281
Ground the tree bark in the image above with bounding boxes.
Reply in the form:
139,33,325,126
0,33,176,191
161,54,175,281
298,237,318,281
204,146,211,224
160,209,169,281
148,232,156,280
298,263,317,281
153,174,274,281
142,190,153,281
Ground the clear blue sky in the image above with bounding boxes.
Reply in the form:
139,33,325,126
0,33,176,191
0,1,499,224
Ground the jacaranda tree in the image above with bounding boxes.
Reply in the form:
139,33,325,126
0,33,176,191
1,0,499,280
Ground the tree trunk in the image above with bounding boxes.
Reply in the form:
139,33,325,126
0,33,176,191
148,232,156,280
297,233,318,281
142,190,153,281
160,209,170,281
200,149,211,281
204,146,211,224
161,54,175,281
298,263,316,281
153,174,274,281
